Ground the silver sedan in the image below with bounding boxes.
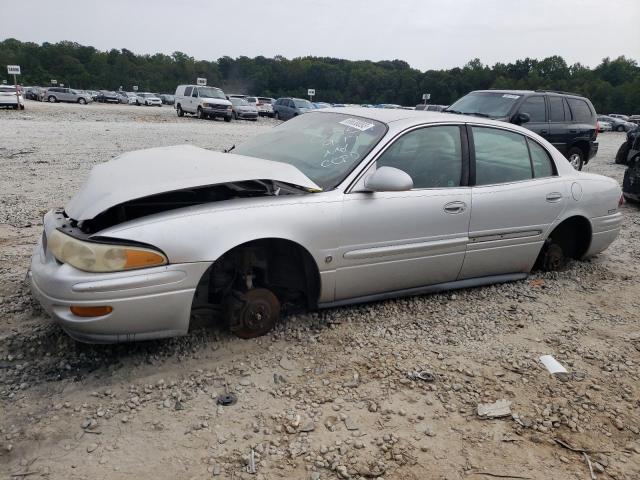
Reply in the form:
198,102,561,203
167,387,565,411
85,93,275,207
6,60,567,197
29,108,623,343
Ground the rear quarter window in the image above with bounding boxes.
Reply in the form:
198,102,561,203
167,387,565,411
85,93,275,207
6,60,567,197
566,98,593,123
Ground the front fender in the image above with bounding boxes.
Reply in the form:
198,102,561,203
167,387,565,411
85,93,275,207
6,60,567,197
95,193,343,272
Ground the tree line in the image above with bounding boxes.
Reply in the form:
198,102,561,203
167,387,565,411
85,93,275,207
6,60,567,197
1,38,639,114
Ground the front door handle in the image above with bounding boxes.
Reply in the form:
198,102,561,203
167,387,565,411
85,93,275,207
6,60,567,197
540,129,548,134
443,201,467,214
546,192,563,202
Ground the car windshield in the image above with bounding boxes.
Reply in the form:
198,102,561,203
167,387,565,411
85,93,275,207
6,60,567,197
233,112,387,190
197,87,225,99
246,97,257,103
447,92,520,117
231,98,249,106
294,99,313,109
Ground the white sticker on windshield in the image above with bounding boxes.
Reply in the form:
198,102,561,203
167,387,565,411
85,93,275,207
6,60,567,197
339,118,375,131
502,94,520,99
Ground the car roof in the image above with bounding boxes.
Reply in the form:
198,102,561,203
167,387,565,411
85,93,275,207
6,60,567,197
318,106,481,125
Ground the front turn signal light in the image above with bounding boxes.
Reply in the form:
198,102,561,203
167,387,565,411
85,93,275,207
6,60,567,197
70,306,113,317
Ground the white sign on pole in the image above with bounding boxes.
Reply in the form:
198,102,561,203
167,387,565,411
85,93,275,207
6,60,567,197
133,85,138,91
422,93,431,100
7,65,21,75
197,78,207,86
60,84,64,87
51,79,57,85
307,89,315,97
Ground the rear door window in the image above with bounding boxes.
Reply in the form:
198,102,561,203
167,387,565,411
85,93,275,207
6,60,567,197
519,96,546,122
549,96,565,122
527,139,555,178
566,98,592,123
472,127,533,185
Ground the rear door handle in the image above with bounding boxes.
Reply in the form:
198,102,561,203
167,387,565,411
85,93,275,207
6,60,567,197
546,192,563,202
443,201,467,214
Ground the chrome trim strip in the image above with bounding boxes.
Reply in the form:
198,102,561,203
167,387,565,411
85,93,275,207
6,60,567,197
343,237,468,260
469,229,542,243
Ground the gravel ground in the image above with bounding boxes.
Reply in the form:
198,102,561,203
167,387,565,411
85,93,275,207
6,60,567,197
1,101,639,480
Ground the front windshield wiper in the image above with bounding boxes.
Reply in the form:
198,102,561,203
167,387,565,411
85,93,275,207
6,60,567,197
443,109,461,114
466,112,491,118
224,144,235,153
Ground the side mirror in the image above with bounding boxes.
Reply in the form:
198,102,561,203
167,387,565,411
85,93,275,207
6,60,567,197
515,112,530,124
364,166,413,192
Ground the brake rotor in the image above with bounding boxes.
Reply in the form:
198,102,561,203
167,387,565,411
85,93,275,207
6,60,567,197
228,288,280,339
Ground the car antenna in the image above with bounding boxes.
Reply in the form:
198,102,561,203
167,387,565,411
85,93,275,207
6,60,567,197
224,144,236,153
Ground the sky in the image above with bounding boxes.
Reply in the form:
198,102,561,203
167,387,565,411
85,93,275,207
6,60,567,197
1,0,639,70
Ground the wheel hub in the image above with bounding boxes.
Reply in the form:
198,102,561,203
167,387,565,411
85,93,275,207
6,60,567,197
228,288,280,339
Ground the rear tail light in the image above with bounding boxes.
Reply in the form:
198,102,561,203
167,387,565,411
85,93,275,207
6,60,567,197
619,194,625,207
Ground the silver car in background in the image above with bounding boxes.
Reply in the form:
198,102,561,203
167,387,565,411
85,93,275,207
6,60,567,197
29,108,623,343
229,96,259,120
45,87,92,104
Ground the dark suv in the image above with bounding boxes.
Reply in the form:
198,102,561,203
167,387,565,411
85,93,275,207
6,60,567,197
446,90,598,170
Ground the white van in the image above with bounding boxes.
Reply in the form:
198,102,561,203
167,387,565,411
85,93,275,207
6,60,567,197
174,85,232,121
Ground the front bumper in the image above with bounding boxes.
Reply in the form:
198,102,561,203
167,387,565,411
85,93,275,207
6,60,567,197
202,107,231,117
236,111,259,119
29,224,211,343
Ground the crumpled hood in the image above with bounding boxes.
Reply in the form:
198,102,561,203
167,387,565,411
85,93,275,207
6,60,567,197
65,145,320,221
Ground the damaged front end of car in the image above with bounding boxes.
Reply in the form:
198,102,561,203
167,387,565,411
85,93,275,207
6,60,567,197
29,145,323,343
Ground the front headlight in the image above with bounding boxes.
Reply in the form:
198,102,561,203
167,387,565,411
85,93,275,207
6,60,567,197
227,106,232,111
203,103,211,108
48,229,167,273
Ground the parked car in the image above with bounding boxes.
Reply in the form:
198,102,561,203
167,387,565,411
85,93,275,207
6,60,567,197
29,108,623,343
615,127,640,165
121,92,140,105
0,85,25,109
175,85,232,121
23,86,45,101
45,87,92,104
96,91,120,103
137,92,162,106
598,120,612,132
597,114,634,132
256,96,275,117
313,102,332,109
416,104,447,112
608,114,629,121
229,97,258,120
85,90,99,101
628,115,640,125
273,97,313,120
159,94,175,105
623,156,640,203
446,90,599,170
